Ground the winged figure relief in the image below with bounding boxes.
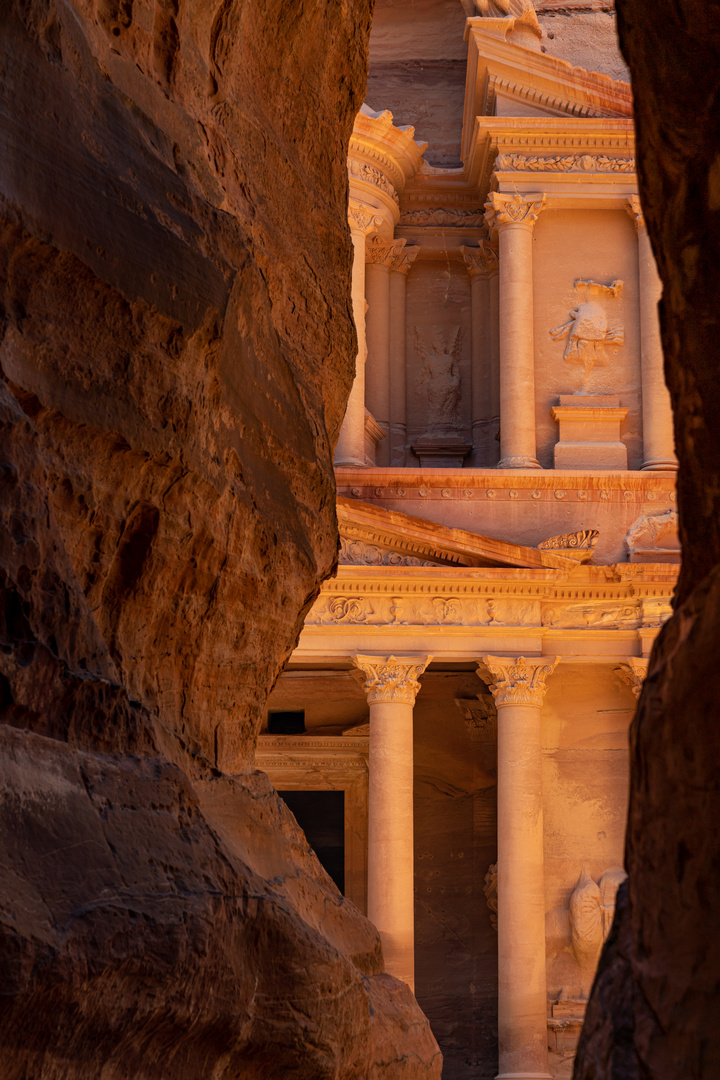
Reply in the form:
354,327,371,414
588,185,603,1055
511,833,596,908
550,279,625,386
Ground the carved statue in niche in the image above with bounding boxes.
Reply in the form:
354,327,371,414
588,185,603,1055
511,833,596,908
550,280,625,390
546,865,627,1001
414,326,463,436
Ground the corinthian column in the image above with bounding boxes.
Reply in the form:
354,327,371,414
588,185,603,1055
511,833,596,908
388,246,419,466
335,207,383,467
365,237,407,466
353,653,432,991
485,193,546,469
626,196,677,471
463,241,500,466
478,655,559,1080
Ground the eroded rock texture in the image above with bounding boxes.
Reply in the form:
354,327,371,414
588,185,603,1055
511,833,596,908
0,0,441,1074
574,4,720,1078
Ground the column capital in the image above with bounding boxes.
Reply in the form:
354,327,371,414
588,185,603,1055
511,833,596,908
390,246,420,275
615,657,648,700
484,192,546,234
625,194,647,235
348,205,385,236
461,241,499,278
366,235,407,267
353,654,432,705
477,655,559,707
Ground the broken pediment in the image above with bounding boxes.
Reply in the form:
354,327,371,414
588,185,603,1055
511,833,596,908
460,20,631,161
337,496,578,570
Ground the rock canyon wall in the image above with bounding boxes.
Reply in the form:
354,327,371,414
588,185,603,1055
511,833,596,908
574,2,720,1077
0,0,441,1075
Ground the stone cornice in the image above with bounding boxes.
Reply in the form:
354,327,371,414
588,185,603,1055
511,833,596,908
352,654,432,705
478,655,559,707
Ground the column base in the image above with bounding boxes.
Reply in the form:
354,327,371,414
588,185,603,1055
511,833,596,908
641,458,678,471
497,456,542,469
334,455,366,467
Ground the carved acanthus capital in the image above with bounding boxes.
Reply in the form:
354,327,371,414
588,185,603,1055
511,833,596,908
390,246,420,274
478,655,559,707
615,657,648,700
366,235,407,267
484,192,546,233
353,654,432,706
461,242,499,278
348,206,385,236
625,195,647,235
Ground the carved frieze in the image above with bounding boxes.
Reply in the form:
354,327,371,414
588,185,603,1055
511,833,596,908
495,153,635,174
339,538,433,568
306,594,542,629
352,654,432,706
542,602,641,629
478,655,559,708
348,158,399,203
399,207,486,228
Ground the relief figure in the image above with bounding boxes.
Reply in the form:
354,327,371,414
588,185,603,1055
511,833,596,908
550,279,624,388
414,325,464,436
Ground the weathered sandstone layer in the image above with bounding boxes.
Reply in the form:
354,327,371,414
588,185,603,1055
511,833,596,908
574,3,720,1077
0,0,441,1074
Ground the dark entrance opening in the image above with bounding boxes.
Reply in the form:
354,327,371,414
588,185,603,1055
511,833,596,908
279,790,345,894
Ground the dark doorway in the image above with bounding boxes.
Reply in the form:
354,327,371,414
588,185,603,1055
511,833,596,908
280,790,345,894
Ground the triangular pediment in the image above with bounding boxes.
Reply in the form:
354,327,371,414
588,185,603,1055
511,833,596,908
461,22,632,161
337,497,578,570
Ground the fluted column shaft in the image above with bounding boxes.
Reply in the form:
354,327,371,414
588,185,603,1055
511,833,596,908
486,194,546,470
335,209,380,466
353,654,432,992
626,196,677,471
478,655,559,1080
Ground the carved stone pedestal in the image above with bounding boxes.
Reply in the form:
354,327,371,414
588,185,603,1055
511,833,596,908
411,434,472,468
551,395,628,470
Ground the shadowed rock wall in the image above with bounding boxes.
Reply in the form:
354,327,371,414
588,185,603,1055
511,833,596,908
0,0,441,1075
574,3,720,1077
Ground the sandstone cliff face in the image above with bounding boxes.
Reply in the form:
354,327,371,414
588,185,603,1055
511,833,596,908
0,0,441,1074
574,3,720,1077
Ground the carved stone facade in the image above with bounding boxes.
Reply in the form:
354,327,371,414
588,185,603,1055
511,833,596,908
266,8,679,1080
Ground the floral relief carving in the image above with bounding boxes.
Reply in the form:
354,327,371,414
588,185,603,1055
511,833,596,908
352,654,432,706
478,655,559,707
339,538,432,567
537,530,599,563
328,596,373,623
348,158,399,203
347,207,384,235
495,153,635,174
399,207,486,228
484,192,546,231
461,242,499,277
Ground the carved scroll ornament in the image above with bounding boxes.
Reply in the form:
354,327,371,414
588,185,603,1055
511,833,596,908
352,654,433,706
478,655,559,707
615,657,648,700
348,158,398,203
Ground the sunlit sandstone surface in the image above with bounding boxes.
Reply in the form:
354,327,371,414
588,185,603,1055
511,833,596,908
264,2,681,1079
